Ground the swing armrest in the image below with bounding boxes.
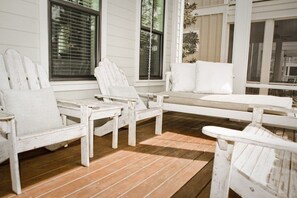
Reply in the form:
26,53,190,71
138,92,169,99
95,94,138,103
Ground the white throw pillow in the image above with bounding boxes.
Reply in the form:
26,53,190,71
108,86,147,110
171,63,196,91
1,88,63,137
194,61,233,94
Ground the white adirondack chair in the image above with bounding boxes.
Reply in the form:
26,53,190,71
203,106,297,198
94,58,164,146
0,49,89,194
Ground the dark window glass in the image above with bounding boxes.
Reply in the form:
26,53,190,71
139,0,165,80
49,0,100,80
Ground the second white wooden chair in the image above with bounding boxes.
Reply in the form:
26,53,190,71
94,58,165,146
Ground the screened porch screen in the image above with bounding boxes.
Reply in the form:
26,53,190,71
49,0,100,80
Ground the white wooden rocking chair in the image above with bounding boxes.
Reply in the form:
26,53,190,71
203,106,297,198
94,58,165,146
0,49,89,194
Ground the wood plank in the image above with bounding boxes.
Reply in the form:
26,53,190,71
173,160,214,198
68,140,191,197
289,153,297,198
147,152,214,197
118,147,204,197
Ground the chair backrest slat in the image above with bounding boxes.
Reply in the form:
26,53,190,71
0,54,10,90
95,58,129,95
36,64,51,88
23,56,40,90
2,49,51,91
4,49,29,90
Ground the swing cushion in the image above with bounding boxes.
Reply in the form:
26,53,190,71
108,86,147,110
171,63,196,92
194,61,233,94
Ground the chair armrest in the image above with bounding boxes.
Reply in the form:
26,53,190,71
138,92,169,98
0,111,15,135
0,111,14,121
57,99,83,109
95,94,138,103
202,125,297,154
250,104,296,117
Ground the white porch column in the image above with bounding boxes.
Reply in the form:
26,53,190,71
232,0,253,94
171,0,184,63
259,20,275,95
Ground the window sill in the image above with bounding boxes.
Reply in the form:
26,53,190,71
133,80,166,87
50,81,99,92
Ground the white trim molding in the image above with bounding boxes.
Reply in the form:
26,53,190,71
39,0,49,75
51,81,99,92
246,82,297,91
133,80,166,87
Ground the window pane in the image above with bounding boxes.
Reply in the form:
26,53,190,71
139,30,150,78
150,33,162,78
153,0,164,32
270,19,297,84
51,3,97,79
246,22,265,82
62,0,100,11
141,0,153,28
229,22,265,81
139,31,162,79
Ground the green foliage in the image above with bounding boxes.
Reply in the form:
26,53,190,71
182,32,199,58
184,0,197,29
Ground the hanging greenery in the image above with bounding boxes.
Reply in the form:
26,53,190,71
183,0,197,29
182,0,199,62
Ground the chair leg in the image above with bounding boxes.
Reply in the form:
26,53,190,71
155,112,163,135
210,140,233,198
128,118,136,146
89,120,94,158
128,101,136,146
81,134,89,167
80,105,90,166
112,115,119,149
8,120,21,194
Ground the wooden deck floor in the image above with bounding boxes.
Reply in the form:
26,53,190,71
0,112,259,197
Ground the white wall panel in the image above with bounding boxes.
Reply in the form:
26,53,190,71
0,0,40,62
